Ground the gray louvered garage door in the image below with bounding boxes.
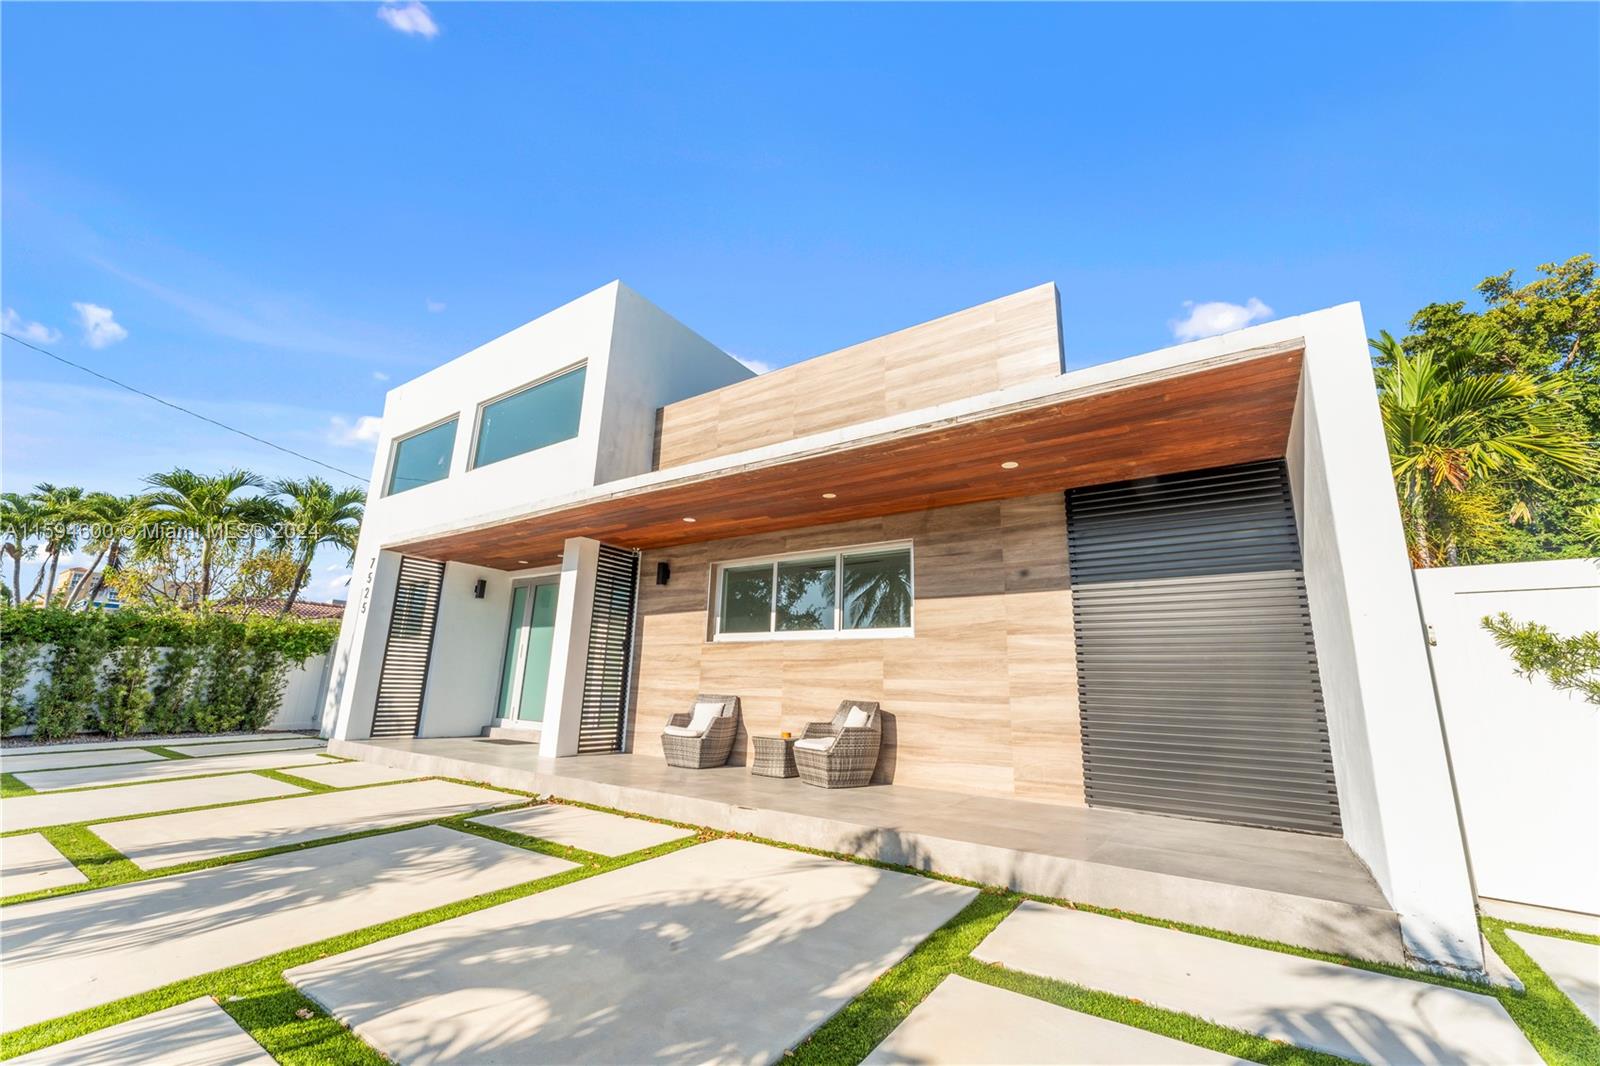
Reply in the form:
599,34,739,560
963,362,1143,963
1067,461,1341,834
370,557,446,739
576,545,640,754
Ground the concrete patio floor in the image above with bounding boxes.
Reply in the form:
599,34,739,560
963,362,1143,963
333,736,1404,964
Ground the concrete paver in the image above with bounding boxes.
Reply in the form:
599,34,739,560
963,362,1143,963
287,838,976,1065
282,760,420,788
97,779,521,869
0,733,291,757
8,997,271,1065
1,824,573,1031
865,975,1248,1064
1482,897,1600,937
1,748,166,773
1,834,87,894
1507,930,1600,1028
14,748,333,791
469,803,693,855
1,773,306,833
974,900,1538,1065
164,738,326,758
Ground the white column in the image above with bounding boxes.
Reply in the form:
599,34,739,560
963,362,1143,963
326,548,402,741
1291,303,1484,975
539,537,601,758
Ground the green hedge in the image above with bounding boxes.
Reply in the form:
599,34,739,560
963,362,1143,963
0,606,339,740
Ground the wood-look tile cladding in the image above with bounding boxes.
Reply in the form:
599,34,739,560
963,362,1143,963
631,494,1085,805
655,284,1064,469
392,345,1304,571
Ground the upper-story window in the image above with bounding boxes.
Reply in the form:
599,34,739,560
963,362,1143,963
472,364,587,469
713,542,914,641
386,417,458,496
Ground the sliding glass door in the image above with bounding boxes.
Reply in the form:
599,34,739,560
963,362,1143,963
495,578,560,723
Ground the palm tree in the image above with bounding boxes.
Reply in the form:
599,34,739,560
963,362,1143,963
0,492,40,605
1372,330,1595,566
30,484,91,606
271,477,364,616
139,469,272,604
70,493,143,608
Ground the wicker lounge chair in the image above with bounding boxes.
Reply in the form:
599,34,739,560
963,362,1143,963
793,700,881,788
660,694,740,769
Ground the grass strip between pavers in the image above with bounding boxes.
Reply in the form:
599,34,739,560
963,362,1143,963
0,773,34,798
0,757,344,804
138,745,195,760
0,776,536,904
0,819,699,1063
1482,917,1600,1066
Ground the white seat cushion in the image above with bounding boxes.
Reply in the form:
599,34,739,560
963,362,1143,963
842,706,873,729
794,736,836,753
687,701,724,734
662,724,704,739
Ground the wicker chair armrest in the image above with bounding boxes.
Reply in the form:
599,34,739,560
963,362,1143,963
801,722,835,740
667,712,692,728
703,715,737,741
835,724,879,742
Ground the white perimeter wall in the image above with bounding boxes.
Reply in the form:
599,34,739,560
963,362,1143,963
1416,560,1600,916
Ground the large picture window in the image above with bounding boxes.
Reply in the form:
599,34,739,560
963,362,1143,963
712,543,913,640
385,418,458,496
472,364,586,469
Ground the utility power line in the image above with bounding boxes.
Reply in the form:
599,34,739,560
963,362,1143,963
2,330,370,483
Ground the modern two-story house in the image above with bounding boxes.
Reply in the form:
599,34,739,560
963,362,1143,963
322,280,1486,978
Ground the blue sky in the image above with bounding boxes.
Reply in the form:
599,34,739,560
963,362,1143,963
3,2,1596,597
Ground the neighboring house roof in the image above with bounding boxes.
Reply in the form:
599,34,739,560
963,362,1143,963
214,598,346,620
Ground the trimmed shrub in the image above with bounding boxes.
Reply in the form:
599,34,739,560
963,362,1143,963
1,637,39,735
98,644,156,738
33,616,110,740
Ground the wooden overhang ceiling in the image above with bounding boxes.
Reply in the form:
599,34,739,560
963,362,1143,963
392,342,1306,570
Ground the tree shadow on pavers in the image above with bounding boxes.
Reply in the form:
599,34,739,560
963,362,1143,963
289,848,972,1064
1254,960,1526,1065
0,832,472,964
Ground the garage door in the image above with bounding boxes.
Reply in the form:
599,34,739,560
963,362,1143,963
1066,461,1341,834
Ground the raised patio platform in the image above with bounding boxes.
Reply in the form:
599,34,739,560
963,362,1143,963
331,736,1404,965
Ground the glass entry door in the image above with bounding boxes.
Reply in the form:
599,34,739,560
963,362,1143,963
495,579,561,723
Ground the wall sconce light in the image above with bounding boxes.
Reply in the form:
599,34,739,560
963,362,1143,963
656,561,671,586
473,578,487,599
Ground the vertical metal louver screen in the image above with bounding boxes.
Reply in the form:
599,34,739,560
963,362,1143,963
1067,461,1341,834
576,545,639,754
370,557,446,739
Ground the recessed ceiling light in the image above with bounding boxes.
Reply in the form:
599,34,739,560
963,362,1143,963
682,516,697,523
1001,461,1020,470
518,560,530,565
822,492,837,499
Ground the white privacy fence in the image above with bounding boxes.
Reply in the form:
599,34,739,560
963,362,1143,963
7,649,333,736
1415,559,1600,917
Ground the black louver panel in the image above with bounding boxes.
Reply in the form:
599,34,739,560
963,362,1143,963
1068,461,1341,834
370,557,445,739
577,545,639,754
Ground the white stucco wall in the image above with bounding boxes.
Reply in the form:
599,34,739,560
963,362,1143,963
1282,303,1483,974
1416,560,1600,916
324,281,747,742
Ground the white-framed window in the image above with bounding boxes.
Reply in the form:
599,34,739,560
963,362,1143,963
710,541,915,641
469,362,587,470
384,415,459,496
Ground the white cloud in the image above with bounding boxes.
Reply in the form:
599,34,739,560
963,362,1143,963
733,354,774,375
328,414,383,446
1169,298,1273,342
2,308,62,345
425,298,446,313
72,302,129,349
377,1,439,38
372,370,390,382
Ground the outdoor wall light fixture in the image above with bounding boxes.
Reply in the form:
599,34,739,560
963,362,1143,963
1001,461,1020,469
473,579,487,599
656,561,671,586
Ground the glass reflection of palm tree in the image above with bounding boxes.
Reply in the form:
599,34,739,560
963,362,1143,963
845,552,912,629
777,562,833,630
